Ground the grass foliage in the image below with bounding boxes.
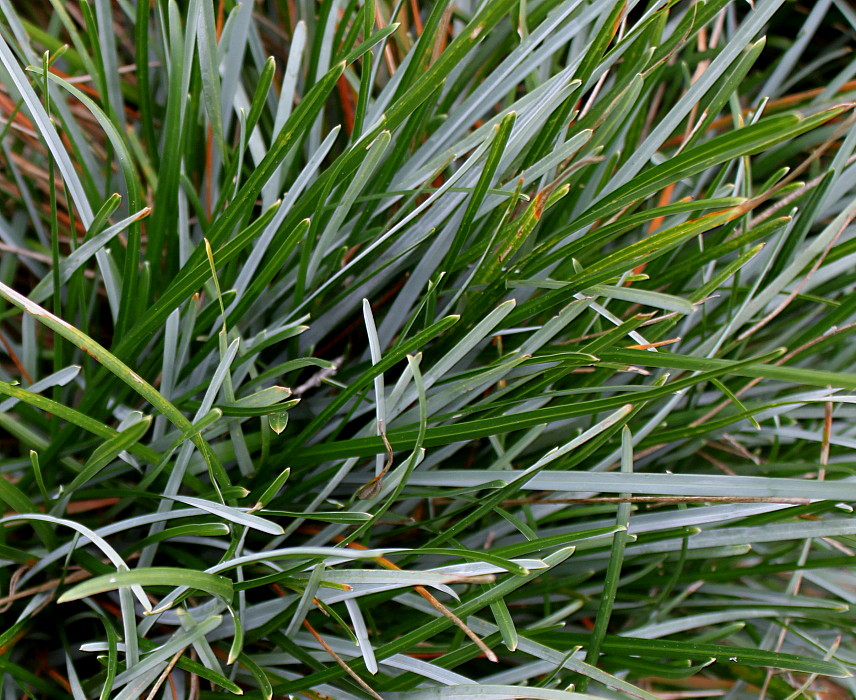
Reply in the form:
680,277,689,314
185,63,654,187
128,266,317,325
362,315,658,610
0,0,855,697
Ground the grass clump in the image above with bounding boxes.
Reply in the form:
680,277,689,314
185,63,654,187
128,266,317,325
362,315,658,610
0,0,855,697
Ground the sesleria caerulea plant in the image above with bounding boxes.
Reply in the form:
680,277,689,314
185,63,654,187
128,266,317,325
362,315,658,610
0,1,854,697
